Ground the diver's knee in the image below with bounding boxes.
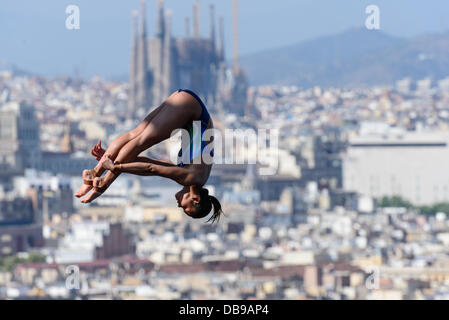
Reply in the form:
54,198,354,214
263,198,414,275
136,135,156,151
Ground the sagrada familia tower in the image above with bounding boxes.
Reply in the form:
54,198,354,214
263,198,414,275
128,0,249,119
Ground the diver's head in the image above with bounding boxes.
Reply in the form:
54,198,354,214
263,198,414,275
175,186,223,223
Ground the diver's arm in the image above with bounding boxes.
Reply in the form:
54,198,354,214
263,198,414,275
114,161,199,185
133,157,177,167
150,164,199,185
113,162,157,177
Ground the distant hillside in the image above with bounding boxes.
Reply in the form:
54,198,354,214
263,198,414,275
240,27,449,88
0,61,33,77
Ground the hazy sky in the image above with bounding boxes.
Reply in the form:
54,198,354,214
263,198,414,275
1,0,448,78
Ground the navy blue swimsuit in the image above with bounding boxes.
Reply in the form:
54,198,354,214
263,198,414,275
177,89,214,167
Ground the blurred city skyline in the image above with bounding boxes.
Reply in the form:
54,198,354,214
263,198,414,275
1,0,449,79
3,1,449,301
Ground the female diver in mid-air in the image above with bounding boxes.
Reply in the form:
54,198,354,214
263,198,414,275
74,89,223,223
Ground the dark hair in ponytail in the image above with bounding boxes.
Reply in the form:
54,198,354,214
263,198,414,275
206,195,223,224
191,188,224,224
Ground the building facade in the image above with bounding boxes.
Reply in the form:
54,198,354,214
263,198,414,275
343,127,449,205
0,101,41,177
0,101,95,179
0,196,44,256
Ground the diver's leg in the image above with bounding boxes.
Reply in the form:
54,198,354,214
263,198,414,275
80,91,195,203
74,101,166,197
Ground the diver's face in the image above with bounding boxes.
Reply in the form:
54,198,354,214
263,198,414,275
175,187,198,217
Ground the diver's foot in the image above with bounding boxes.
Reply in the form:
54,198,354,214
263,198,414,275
74,169,96,198
80,177,107,203
80,190,103,203
74,184,93,198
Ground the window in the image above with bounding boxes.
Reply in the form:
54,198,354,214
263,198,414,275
1,234,12,242
1,246,12,255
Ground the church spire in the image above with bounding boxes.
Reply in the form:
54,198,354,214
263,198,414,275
136,0,152,113
163,10,173,98
217,16,225,62
193,0,201,38
232,0,240,74
156,0,165,38
210,4,216,48
139,0,147,49
128,11,138,116
185,16,191,37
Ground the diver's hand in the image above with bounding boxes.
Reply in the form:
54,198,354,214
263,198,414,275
100,155,115,171
91,140,105,161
